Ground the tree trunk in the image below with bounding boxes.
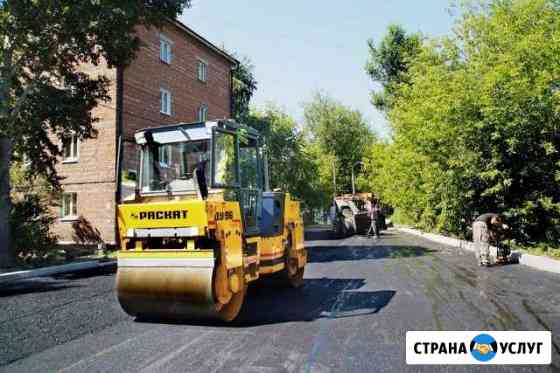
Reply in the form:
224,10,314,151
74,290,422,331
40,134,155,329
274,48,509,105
0,137,14,268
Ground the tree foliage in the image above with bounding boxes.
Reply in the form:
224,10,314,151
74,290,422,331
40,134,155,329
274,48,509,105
365,0,560,246
1,0,190,183
366,24,422,112
245,105,327,209
0,0,190,265
244,96,377,211
303,92,376,197
232,56,258,122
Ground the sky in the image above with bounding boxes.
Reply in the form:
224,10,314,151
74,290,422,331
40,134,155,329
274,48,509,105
181,1,458,137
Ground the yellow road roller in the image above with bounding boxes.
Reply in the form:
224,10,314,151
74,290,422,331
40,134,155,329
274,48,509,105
116,120,307,321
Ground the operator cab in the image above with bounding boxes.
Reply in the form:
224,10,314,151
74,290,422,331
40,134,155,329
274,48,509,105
133,120,269,236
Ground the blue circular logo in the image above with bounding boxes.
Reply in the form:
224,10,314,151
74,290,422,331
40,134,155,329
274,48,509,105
470,334,498,362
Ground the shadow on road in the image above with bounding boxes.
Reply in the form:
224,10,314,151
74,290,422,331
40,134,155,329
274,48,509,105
234,278,396,326
53,264,116,280
0,265,115,297
138,279,395,327
307,245,437,263
0,280,81,297
304,226,399,242
304,226,336,241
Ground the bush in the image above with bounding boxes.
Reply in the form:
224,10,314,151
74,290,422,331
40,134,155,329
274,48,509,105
11,194,59,263
10,160,60,264
390,208,417,227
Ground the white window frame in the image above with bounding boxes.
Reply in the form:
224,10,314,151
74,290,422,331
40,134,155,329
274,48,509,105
61,134,79,163
197,104,208,122
158,145,172,168
159,35,172,64
61,192,78,221
160,88,172,116
197,59,208,82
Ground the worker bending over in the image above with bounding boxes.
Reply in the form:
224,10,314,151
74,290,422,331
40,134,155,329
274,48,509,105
472,213,509,267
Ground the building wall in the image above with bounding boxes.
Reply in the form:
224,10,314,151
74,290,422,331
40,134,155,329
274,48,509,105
122,24,232,141
53,182,117,244
53,22,233,245
120,23,233,195
52,60,118,244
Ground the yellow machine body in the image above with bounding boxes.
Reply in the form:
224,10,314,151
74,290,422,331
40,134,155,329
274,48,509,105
117,194,307,321
116,188,306,322
116,120,307,321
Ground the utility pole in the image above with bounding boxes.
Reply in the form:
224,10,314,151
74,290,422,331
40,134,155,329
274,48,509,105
351,165,355,195
332,160,337,200
332,162,336,197
332,160,337,223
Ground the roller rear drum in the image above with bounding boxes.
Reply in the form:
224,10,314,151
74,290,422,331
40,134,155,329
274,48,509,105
117,263,246,322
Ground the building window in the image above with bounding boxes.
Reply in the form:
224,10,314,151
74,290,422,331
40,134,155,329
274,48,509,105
158,145,172,167
61,192,78,220
197,104,208,122
197,60,208,82
62,134,79,162
160,36,172,64
160,88,172,115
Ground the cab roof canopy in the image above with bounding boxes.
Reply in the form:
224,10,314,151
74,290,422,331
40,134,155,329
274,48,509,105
134,120,260,145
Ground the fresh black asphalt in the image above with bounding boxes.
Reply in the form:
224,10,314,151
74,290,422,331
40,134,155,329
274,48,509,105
0,228,559,372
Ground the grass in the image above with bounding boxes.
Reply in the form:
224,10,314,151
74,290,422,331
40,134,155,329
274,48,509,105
83,249,118,261
104,250,119,259
513,243,560,260
16,251,68,270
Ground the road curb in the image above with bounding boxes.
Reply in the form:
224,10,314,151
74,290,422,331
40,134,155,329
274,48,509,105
396,227,560,275
0,260,117,285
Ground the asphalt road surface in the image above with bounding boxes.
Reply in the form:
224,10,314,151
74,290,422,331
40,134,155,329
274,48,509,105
1,228,559,373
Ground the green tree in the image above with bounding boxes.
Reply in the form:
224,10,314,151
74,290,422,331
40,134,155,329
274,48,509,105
245,105,326,209
303,92,376,196
0,0,190,267
232,56,258,121
367,0,560,246
366,24,422,111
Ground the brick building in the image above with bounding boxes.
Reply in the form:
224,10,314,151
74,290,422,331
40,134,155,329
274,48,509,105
53,20,237,245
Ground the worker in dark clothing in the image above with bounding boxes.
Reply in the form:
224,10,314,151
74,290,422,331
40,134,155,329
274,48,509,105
472,213,509,267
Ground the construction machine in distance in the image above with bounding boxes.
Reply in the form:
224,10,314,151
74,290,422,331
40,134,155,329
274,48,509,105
332,193,388,237
116,120,307,322
332,193,372,237
332,196,358,237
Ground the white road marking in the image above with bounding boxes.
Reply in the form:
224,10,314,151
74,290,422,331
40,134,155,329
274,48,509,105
57,329,155,373
138,331,212,373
